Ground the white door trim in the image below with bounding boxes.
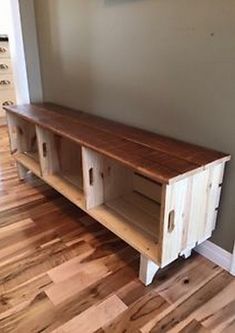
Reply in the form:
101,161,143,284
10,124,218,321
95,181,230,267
8,0,30,104
8,0,42,104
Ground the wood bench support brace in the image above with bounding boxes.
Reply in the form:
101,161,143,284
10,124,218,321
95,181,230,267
16,162,28,180
139,255,159,286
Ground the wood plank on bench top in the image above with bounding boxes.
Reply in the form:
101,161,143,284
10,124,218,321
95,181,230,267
4,103,231,185
42,103,230,167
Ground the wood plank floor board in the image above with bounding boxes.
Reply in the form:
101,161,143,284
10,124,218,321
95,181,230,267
0,126,234,333
46,247,138,306
0,197,68,227
0,274,53,314
48,241,133,283
98,290,170,333
141,271,234,333
53,295,128,333
224,319,235,333
193,280,235,333
0,291,57,333
179,319,211,333
0,218,36,240
116,253,217,307
156,255,222,304
0,240,92,291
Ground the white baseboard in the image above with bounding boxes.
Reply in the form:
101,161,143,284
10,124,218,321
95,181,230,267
230,242,235,275
195,240,235,276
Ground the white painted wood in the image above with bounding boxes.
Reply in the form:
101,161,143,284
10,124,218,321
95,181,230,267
0,0,10,34
7,0,42,104
197,233,212,245
196,240,233,274
230,241,235,276
0,37,16,124
8,0,30,104
181,248,192,259
16,161,28,180
139,254,159,286
0,59,12,73
17,0,43,102
0,74,14,90
0,42,11,59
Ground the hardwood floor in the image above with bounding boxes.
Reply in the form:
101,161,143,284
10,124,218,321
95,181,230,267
0,125,234,333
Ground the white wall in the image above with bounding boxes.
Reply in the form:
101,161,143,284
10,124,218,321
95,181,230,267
0,0,10,34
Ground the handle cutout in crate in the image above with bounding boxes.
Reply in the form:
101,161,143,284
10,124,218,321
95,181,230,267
168,210,175,233
89,168,94,186
17,126,23,136
42,143,47,158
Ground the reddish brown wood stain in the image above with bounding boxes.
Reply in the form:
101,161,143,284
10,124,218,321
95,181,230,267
4,103,230,184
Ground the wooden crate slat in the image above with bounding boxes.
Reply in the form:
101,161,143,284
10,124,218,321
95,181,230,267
41,103,231,166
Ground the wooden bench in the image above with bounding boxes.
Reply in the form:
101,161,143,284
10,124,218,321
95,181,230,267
4,103,231,285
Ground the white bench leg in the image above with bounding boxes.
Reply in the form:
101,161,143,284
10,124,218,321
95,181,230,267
17,162,28,180
139,254,159,286
181,249,192,259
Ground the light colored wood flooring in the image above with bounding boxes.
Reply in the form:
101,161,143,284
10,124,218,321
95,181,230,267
0,125,234,333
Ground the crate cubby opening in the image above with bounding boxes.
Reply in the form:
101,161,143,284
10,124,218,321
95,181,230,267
36,127,84,208
82,147,162,262
6,113,40,175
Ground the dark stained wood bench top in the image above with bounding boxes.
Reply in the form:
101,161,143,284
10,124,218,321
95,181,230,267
4,103,231,184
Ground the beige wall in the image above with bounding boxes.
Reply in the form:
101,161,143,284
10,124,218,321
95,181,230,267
34,0,235,252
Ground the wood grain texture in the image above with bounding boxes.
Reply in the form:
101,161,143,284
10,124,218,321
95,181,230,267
4,103,231,184
5,104,230,270
179,320,211,333
0,126,234,333
53,295,127,333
